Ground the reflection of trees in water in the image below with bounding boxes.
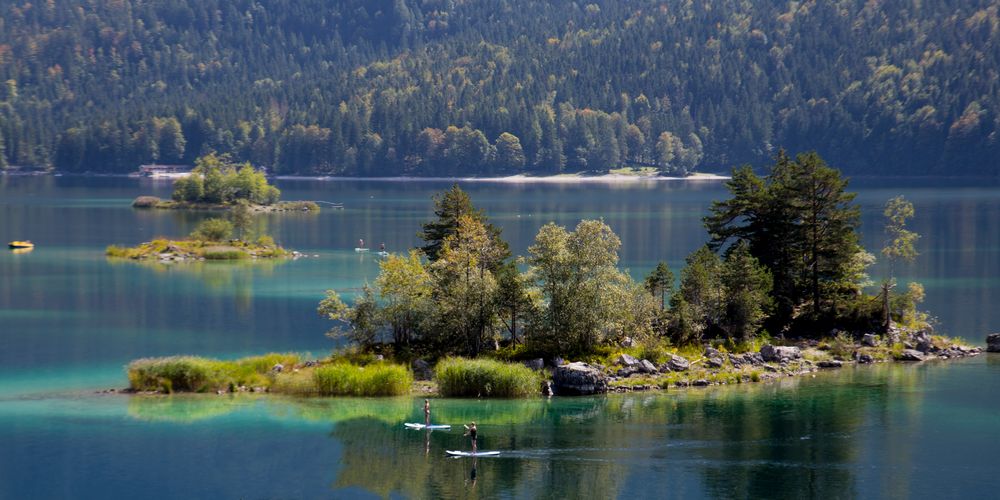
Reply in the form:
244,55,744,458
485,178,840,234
328,398,627,499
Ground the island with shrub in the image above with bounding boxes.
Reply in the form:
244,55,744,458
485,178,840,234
132,153,319,213
122,151,986,399
107,207,296,262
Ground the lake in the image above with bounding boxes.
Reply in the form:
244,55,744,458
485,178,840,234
1,175,999,498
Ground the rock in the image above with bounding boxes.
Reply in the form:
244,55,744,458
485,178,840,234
303,360,318,368
412,359,433,381
523,358,545,371
616,366,639,378
620,336,636,348
760,344,802,362
271,363,284,373
817,360,844,368
552,362,608,395
639,359,657,374
665,354,690,372
616,353,640,367
861,333,879,347
549,356,566,367
858,354,875,364
704,346,722,358
692,379,710,387
913,331,933,353
729,352,764,368
374,354,384,361
987,333,1000,353
898,349,926,362
541,380,553,396
706,356,724,369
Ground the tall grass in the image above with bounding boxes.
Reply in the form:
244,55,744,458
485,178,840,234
312,363,412,396
127,353,300,393
435,357,541,398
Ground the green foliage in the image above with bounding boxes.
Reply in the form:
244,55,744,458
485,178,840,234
435,358,540,398
526,219,656,354
644,261,675,310
202,248,248,260
126,353,300,393
190,218,234,242
172,154,280,205
4,0,997,176
376,250,434,346
670,246,724,343
720,242,773,343
419,185,508,262
228,200,254,240
705,152,863,333
312,363,412,396
319,287,381,349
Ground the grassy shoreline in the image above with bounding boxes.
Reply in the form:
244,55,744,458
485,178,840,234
121,333,982,398
107,237,293,261
132,196,319,212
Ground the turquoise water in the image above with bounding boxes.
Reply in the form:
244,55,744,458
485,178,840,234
2,176,1000,498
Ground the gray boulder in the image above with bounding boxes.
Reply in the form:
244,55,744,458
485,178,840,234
987,333,1000,353
692,379,710,387
817,360,844,368
523,358,545,371
913,331,933,353
553,362,608,395
706,356,724,369
271,363,284,373
665,354,690,372
639,359,658,374
861,334,879,347
704,346,722,358
898,349,926,362
729,352,764,368
760,344,802,362
412,359,433,381
858,354,875,364
616,353,640,367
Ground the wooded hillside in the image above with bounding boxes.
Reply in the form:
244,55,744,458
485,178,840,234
0,0,997,175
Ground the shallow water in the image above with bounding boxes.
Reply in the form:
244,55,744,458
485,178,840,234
1,176,1000,498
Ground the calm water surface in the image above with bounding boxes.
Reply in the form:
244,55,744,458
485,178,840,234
1,176,999,498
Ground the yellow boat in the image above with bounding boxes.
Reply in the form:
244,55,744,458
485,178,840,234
8,240,34,249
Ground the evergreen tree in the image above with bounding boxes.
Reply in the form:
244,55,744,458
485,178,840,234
643,262,674,310
418,185,508,263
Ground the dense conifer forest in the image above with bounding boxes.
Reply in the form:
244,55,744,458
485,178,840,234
0,0,997,176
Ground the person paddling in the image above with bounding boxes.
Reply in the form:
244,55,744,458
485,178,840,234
464,422,478,453
424,399,431,427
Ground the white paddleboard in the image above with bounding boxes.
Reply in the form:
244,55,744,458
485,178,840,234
446,450,500,457
404,423,451,430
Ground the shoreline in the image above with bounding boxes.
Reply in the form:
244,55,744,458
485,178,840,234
115,334,987,398
272,172,731,183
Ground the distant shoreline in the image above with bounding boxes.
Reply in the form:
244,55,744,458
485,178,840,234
273,172,731,183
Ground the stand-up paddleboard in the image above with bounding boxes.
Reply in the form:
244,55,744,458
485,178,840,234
446,450,500,457
404,423,451,430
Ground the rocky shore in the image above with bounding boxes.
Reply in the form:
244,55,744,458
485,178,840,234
545,329,984,396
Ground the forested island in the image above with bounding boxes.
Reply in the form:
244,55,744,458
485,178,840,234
1,1,998,177
127,152,982,397
132,153,318,211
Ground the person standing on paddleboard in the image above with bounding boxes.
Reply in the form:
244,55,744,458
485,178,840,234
424,399,431,427
464,422,478,453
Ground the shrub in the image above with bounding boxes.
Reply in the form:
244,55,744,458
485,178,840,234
435,357,541,398
312,363,412,396
127,356,220,393
203,247,248,260
106,245,134,258
191,218,234,242
127,353,300,393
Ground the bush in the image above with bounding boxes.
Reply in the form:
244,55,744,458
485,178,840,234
191,218,234,242
127,356,220,393
203,247,248,260
127,353,300,393
435,357,541,398
106,245,134,258
312,363,412,396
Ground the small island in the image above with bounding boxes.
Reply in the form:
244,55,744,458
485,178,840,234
123,151,986,398
107,210,295,262
132,153,319,212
